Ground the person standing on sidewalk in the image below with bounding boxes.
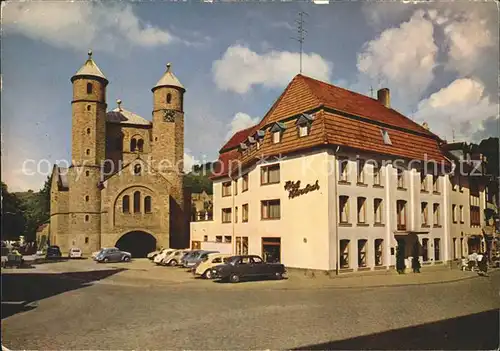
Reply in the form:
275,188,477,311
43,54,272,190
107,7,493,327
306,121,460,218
411,245,421,273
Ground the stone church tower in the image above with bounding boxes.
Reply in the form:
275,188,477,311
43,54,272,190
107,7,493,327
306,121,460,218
49,52,190,256
67,50,107,250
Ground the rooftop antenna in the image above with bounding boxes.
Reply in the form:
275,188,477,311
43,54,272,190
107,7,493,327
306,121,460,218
291,11,308,74
370,85,374,98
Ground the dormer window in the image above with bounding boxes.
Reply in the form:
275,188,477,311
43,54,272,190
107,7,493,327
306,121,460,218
381,129,392,145
296,113,313,138
254,130,265,150
270,122,286,144
239,143,248,153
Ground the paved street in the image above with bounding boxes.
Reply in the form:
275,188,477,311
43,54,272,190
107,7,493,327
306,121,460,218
2,259,499,350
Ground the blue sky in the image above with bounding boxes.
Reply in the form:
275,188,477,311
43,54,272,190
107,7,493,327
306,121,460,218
2,1,499,191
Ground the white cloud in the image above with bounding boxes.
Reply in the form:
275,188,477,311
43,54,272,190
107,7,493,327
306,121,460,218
357,10,438,102
442,13,494,75
225,112,260,141
184,151,201,174
2,2,176,53
415,78,499,142
213,45,332,94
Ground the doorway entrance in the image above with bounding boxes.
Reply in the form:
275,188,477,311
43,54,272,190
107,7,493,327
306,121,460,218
115,231,156,258
262,237,281,263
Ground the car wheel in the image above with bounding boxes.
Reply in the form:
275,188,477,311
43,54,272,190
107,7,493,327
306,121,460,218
168,259,177,267
274,272,284,280
204,269,213,279
103,257,109,263
229,273,240,283
123,256,131,262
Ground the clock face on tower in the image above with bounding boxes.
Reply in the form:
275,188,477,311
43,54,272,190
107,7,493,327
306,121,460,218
163,109,175,122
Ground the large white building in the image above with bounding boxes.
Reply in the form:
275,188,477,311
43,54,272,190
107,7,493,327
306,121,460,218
191,74,491,273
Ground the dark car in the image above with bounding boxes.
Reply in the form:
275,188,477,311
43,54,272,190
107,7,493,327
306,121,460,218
211,255,286,283
95,247,131,263
46,246,62,259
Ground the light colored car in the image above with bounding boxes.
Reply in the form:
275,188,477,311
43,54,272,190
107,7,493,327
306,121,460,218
163,249,190,266
153,249,175,265
183,250,219,269
194,253,232,279
147,248,170,260
68,247,83,259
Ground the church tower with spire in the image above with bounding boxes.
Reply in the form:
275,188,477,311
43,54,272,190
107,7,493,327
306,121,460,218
151,63,186,247
67,50,108,252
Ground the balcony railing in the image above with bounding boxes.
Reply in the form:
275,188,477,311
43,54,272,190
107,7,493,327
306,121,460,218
191,211,213,222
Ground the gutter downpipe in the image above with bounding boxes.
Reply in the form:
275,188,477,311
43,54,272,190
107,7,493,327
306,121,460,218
334,146,340,276
229,172,236,256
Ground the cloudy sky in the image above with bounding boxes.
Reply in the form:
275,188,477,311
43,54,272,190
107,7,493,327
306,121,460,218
1,1,498,191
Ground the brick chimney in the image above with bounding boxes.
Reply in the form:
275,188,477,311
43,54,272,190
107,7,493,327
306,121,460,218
377,88,390,108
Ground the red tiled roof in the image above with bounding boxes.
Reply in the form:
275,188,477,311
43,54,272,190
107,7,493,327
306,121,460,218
212,74,448,179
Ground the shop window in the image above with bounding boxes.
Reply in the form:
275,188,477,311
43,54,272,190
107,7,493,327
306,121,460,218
397,200,407,230
340,240,350,268
133,191,141,213
261,199,280,220
262,237,281,263
357,159,365,184
357,197,366,224
421,202,428,226
242,204,249,222
374,198,383,224
358,239,367,267
434,238,441,261
339,196,349,224
144,196,152,213
433,203,440,226
122,195,130,213
338,157,349,182
222,208,232,223
222,181,231,197
422,238,429,262
375,239,383,266
261,164,280,185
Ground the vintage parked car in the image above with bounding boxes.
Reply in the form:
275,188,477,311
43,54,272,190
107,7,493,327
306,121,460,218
211,255,286,283
182,250,218,269
68,247,83,259
163,249,190,266
193,253,232,279
153,249,176,265
92,247,115,260
95,248,131,263
46,245,62,259
147,248,170,260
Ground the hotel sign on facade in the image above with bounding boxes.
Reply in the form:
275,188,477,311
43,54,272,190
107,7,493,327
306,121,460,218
284,180,320,199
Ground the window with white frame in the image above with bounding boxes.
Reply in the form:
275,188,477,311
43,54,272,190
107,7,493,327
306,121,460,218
397,168,405,189
242,204,249,222
381,129,392,145
452,204,457,223
375,239,383,266
261,199,280,220
421,202,429,226
340,240,350,268
420,172,428,191
358,239,367,267
222,181,231,197
373,164,382,186
433,203,440,226
216,236,222,243
422,238,429,262
222,208,232,223
298,124,309,137
273,131,281,144
397,200,407,230
338,157,349,182
433,175,439,193
224,236,232,243
357,197,366,224
357,159,365,184
374,198,383,224
242,174,249,192
261,164,280,185
339,196,350,224
233,180,238,195
434,238,441,261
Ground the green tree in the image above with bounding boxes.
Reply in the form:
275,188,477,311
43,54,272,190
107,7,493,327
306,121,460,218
1,182,26,240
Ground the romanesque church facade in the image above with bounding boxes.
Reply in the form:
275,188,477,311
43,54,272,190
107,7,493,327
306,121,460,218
50,51,190,256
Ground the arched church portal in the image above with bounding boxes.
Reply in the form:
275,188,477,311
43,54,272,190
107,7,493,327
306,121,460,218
115,231,156,258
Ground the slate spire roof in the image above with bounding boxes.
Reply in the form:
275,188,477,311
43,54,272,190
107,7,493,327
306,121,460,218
71,50,108,83
153,62,185,91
